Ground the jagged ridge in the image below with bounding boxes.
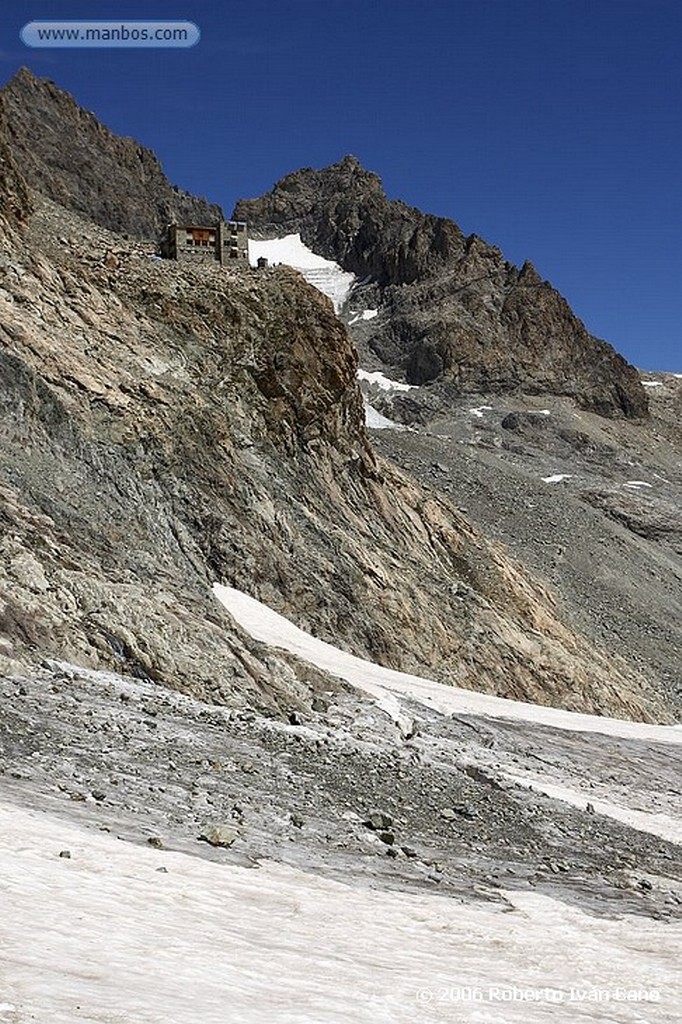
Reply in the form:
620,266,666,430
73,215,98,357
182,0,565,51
235,156,648,419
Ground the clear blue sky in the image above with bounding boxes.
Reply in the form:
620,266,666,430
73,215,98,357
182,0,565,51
1,0,680,370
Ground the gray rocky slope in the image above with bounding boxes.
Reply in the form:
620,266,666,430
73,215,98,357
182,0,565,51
1,78,672,722
364,379,682,714
0,74,680,1003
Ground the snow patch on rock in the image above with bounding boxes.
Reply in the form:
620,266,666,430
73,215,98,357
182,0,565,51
349,309,378,325
364,402,405,430
248,233,355,312
357,369,414,392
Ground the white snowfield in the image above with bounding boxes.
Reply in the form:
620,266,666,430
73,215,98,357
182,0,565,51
641,380,664,388
214,586,681,746
248,233,355,313
469,405,493,418
1,800,680,1024
542,474,572,484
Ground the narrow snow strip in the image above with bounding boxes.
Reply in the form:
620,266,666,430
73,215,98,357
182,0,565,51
672,373,682,379
542,474,572,484
1,800,679,1024
213,586,682,744
641,381,663,387
469,405,493,418
248,233,355,312
505,774,682,845
623,481,652,488
357,369,414,392
364,402,405,430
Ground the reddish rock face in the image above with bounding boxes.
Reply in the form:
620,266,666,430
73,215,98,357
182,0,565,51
235,158,648,420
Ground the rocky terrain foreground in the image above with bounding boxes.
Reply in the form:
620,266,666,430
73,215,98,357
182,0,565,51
3,651,680,918
0,68,680,1023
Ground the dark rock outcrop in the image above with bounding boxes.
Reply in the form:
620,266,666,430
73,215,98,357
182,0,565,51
235,155,465,286
0,94,32,227
235,157,648,419
0,68,222,240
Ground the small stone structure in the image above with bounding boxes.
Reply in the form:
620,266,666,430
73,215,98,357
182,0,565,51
162,220,248,265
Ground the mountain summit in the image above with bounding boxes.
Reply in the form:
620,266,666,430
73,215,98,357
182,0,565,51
235,158,647,419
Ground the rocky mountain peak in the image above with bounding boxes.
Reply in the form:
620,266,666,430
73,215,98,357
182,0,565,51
234,157,463,285
237,160,648,419
0,67,222,240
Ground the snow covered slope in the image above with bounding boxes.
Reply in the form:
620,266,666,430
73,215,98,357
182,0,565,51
248,233,355,313
1,799,678,1024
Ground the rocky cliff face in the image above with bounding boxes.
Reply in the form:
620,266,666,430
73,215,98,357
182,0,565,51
235,157,648,419
0,74,672,722
0,95,32,228
0,68,222,240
